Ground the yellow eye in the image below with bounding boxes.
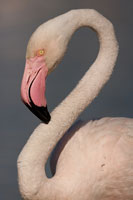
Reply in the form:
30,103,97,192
36,49,45,56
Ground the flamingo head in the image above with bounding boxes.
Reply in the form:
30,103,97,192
21,13,71,123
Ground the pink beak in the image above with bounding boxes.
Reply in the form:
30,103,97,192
21,56,51,123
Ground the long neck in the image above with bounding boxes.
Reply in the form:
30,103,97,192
17,9,118,199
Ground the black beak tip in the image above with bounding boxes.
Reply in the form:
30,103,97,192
24,102,51,124
40,106,51,124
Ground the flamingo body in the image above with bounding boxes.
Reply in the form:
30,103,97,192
17,9,133,200
50,117,133,199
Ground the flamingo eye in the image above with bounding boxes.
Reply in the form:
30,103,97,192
36,49,45,56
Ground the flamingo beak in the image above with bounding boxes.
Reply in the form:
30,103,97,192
21,56,51,124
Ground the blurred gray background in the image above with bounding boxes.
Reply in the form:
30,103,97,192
0,0,133,199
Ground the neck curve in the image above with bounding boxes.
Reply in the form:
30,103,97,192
17,9,118,200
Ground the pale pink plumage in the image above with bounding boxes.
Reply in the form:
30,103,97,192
50,118,133,199
17,9,133,200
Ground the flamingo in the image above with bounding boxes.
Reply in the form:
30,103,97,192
17,9,133,200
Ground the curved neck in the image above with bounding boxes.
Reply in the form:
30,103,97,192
17,9,118,200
